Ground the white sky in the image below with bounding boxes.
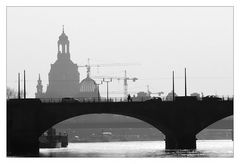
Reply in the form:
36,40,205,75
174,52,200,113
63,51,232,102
6,7,233,98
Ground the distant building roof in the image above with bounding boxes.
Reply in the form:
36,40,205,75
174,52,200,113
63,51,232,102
166,91,177,101
79,77,97,93
77,76,100,99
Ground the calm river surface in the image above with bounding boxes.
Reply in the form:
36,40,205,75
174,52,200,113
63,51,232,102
39,140,233,157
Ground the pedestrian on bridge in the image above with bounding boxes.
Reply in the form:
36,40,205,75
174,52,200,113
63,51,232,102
127,94,132,102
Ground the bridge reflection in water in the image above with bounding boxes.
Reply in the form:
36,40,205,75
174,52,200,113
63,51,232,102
39,140,233,157
7,98,233,156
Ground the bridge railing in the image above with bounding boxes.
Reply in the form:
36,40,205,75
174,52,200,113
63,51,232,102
18,96,233,103
39,96,168,103
39,97,128,103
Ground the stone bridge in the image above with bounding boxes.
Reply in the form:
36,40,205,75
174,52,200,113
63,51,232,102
7,98,233,156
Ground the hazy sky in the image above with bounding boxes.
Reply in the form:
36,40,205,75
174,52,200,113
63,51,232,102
7,7,233,98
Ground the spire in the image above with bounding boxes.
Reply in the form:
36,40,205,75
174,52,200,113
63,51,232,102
36,73,43,97
37,74,42,85
38,74,42,83
62,25,64,33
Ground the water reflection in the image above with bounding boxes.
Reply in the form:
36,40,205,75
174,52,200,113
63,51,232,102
40,140,233,158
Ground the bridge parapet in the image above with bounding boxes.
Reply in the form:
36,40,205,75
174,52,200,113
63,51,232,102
35,96,234,103
7,98,233,156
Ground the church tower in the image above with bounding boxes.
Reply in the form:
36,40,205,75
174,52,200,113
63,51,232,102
35,74,44,98
57,26,70,61
45,26,80,98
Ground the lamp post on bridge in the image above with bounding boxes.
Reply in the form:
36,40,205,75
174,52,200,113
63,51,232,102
172,70,175,101
24,70,26,99
103,78,112,102
185,67,187,97
18,73,20,99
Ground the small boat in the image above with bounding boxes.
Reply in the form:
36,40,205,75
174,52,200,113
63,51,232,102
39,128,68,148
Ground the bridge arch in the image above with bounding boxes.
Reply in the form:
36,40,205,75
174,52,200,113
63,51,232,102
37,108,173,139
40,113,166,142
195,114,233,135
196,115,233,139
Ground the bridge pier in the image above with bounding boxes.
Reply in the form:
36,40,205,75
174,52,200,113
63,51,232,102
7,99,42,156
165,135,196,150
7,131,39,156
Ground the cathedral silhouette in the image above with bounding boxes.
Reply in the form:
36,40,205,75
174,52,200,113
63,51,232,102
35,27,99,100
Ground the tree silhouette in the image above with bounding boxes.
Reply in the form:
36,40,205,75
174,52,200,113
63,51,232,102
6,87,24,99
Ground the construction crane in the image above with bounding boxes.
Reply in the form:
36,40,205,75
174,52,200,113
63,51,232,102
77,59,138,99
78,58,139,78
92,70,138,99
77,58,93,77
123,70,138,99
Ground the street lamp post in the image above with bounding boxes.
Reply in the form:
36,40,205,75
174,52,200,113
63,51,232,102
103,78,112,102
172,70,175,101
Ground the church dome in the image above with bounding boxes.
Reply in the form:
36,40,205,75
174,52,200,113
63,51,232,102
79,77,98,92
58,32,69,43
59,32,68,40
58,26,69,44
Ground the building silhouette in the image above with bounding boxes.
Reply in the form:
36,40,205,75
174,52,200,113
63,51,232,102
35,27,99,99
77,69,100,100
190,92,201,100
132,91,151,101
165,90,178,101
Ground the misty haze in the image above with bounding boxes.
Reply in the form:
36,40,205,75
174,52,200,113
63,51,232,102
7,6,233,158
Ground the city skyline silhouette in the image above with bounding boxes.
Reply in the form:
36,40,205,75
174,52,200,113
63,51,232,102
7,7,233,99
5,6,235,158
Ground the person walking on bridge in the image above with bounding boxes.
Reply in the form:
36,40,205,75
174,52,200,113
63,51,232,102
127,94,132,102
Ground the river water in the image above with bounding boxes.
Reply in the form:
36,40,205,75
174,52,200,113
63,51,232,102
39,140,233,157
